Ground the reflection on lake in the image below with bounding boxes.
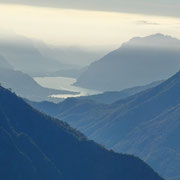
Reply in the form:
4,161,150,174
34,76,101,98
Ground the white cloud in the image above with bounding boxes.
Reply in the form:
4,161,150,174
136,20,160,26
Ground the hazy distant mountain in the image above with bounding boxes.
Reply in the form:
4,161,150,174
30,70,180,179
37,67,88,79
37,44,106,67
0,67,78,101
0,55,13,69
27,80,162,114
75,34,180,91
0,85,163,180
0,35,70,76
28,80,162,115
78,80,163,104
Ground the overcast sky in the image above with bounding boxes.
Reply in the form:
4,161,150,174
1,0,180,17
0,1,180,49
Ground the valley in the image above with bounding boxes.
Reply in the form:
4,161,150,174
0,4,180,178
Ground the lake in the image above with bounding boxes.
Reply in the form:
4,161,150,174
34,76,101,98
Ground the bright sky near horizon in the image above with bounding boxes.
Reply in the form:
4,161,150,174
0,3,180,50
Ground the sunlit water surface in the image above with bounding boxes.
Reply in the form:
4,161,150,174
34,76,101,98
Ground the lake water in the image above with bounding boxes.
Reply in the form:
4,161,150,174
34,76,101,98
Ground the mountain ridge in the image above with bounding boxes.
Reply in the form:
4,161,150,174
0,35,70,76
75,34,180,91
30,70,180,179
0,85,164,180
0,67,78,101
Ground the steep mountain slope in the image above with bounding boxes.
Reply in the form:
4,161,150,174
31,70,180,179
75,34,180,91
0,86,163,180
0,68,78,101
113,103,180,180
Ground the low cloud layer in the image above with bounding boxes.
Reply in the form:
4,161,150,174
0,0,180,18
136,20,160,26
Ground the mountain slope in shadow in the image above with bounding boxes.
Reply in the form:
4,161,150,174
30,70,180,180
0,85,163,180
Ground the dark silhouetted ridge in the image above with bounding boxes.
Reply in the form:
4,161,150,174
0,86,163,180
30,70,180,180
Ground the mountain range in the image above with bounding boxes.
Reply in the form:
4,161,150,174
0,35,70,76
75,34,180,91
37,44,105,67
0,54,13,69
28,79,163,114
0,85,163,180
0,56,77,101
29,70,180,180
77,80,163,104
